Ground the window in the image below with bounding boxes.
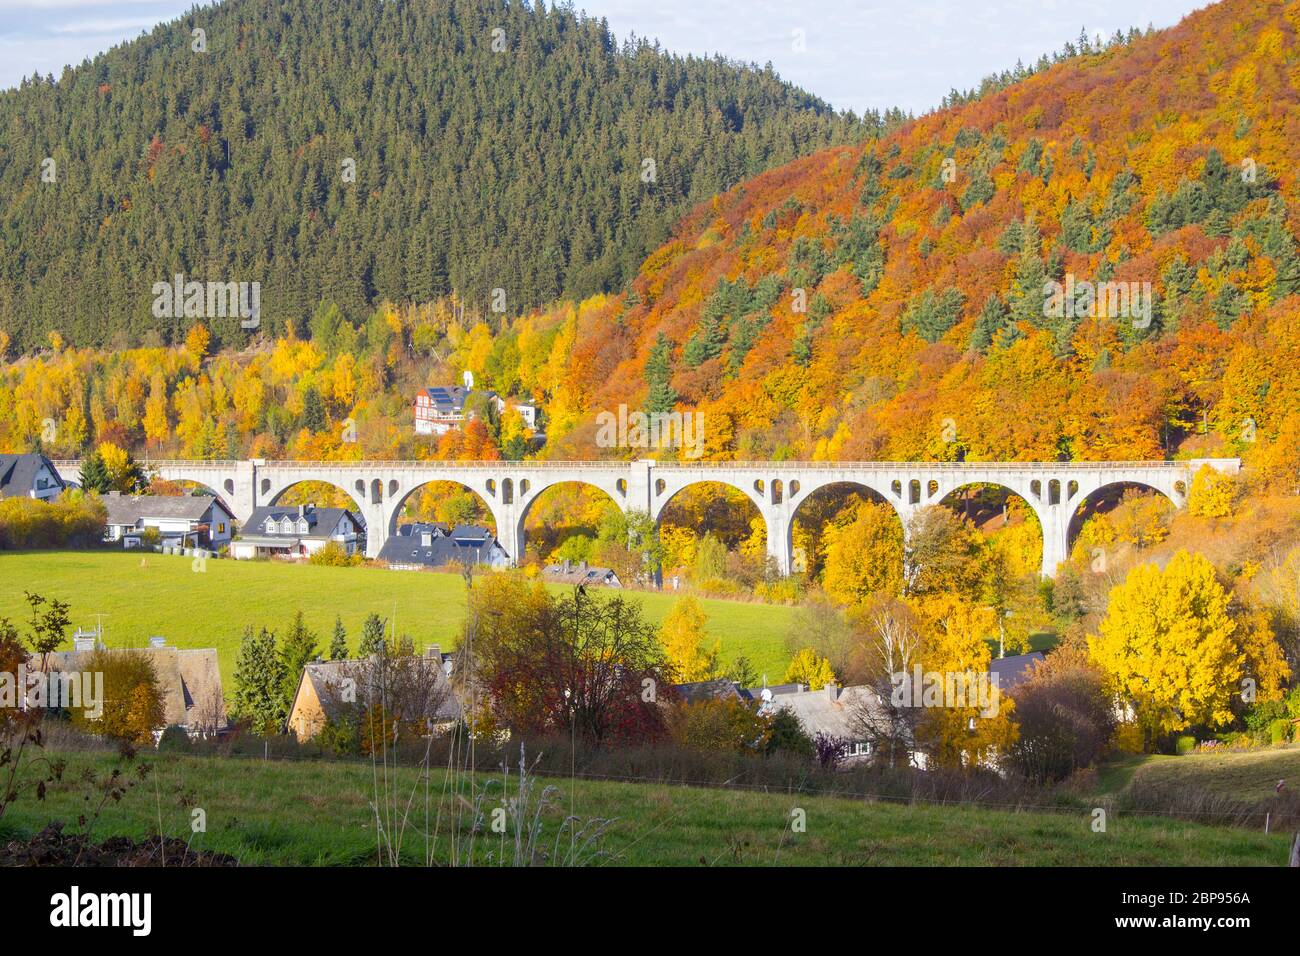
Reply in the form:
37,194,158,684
217,523,226,534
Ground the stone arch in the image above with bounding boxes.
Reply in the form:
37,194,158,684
653,478,768,574
1065,479,1179,553
263,477,370,536
385,479,501,540
515,478,626,565
937,480,1044,573
788,480,904,578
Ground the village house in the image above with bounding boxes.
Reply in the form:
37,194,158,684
542,559,622,588
102,492,235,550
378,522,510,570
47,637,226,738
286,647,462,742
755,653,1046,770
0,453,65,502
230,504,363,560
413,373,537,436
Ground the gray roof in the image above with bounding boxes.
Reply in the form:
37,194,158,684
242,505,359,540
103,492,229,526
0,453,64,498
762,684,884,741
379,523,508,566
989,652,1045,692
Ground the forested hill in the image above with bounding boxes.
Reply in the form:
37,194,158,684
516,0,1300,482
0,0,870,351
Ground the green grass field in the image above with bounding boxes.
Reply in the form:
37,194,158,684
0,551,797,685
0,748,1288,866
1116,746,1300,803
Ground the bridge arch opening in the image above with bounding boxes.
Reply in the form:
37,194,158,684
387,480,499,545
267,479,369,527
789,482,903,586
937,482,1043,579
1066,481,1175,561
519,480,623,569
656,481,765,588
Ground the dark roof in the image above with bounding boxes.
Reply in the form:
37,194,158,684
989,652,1045,692
416,386,499,415
674,679,745,705
242,505,358,539
103,492,229,526
379,523,507,566
0,453,64,498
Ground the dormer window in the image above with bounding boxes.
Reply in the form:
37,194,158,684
280,518,294,534
297,519,309,534
264,518,277,533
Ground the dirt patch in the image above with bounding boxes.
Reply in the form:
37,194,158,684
1,822,239,867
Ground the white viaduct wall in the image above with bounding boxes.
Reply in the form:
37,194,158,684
52,457,1241,578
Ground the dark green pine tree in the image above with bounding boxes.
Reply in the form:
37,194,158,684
231,626,286,735
278,611,319,714
358,613,386,657
643,332,677,415
79,451,110,493
970,294,1010,352
300,386,327,433
329,617,349,661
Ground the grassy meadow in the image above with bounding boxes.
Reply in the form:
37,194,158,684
0,747,1289,867
0,550,798,684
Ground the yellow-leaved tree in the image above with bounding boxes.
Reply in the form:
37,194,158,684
1188,464,1234,518
660,596,719,682
911,593,1017,769
1089,550,1288,750
784,648,837,690
819,499,904,604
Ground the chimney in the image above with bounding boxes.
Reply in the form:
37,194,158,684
425,644,442,660
299,504,305,518
825,681,840,701
579,560,588,571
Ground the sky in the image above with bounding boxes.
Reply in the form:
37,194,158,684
0,0,1212,113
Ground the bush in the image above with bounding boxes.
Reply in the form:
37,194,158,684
157,725,192,753
1268,718,1292,745
309,541,360,566
0,493,106,550
1175,734,1197,754
68,648,166,744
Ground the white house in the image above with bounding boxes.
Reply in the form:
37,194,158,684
0,453,65,502
413,374,537,436
231,504,363,560
102,492,235,549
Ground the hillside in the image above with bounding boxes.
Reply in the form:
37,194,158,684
0,0,869,351
513,0,1300,483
